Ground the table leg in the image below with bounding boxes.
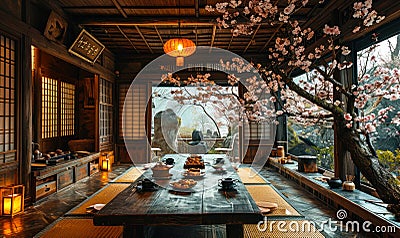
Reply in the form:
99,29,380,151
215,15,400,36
226,224,244,238
123,225,144,238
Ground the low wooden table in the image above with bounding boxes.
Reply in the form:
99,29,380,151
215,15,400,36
93,154,262,238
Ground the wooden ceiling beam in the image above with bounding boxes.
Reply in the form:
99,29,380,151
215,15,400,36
135,25,154,53
227,33,234,50
63,6,202,10
79,19,214,27
111,0,128,18
243,24,261,54
154,26,164,45
210,25,216,48
76,17,309,28
195,26,198,45
116,25,139,53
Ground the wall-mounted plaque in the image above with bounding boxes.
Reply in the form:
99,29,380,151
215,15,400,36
68,29,105,64
44,11,68,43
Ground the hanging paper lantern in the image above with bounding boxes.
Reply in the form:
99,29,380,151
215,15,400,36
163,38,196,66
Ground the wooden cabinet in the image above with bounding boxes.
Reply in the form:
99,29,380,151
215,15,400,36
31,153,100,202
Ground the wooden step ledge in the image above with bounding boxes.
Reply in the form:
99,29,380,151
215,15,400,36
34,217,123,238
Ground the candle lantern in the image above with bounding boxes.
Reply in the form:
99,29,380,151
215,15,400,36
1,185,24,217
100,152,113,171
101,158,111,171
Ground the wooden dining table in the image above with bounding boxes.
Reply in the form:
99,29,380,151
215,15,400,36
93,154,263,238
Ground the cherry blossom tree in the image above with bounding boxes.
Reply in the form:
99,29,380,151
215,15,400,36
161,0,400,215
202,0,400,215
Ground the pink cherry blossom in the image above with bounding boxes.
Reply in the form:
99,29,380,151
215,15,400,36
344,113,353,121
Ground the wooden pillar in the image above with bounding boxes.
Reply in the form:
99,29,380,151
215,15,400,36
21,0,33,201
274,90,288,153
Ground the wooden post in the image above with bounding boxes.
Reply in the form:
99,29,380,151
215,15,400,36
21,0,33,202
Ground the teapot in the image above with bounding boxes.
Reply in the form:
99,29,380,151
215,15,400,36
34,149,42,160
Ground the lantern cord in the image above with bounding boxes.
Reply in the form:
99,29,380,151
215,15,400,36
178,0,181,37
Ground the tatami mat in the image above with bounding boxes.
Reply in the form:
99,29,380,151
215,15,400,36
244,220,325,238
112,166,143,183
245,185,301,216
67,183,130,215
37,217,123,238
237,167,269,184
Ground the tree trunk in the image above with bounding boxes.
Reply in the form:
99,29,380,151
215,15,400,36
338,118,400,206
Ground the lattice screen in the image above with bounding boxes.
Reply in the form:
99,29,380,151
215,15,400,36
61,81,75,136
41,77,58,139
0,34,16,164
99,78,113,146
119,84,148,140
244,121,272,140
42,77,75,139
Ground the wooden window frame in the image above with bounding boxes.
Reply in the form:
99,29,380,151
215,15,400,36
40,75,75,140
0,33,17,166
99,78,113,151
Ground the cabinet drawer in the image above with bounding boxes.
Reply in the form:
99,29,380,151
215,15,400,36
89,162,99,175
36,181,56,200
57,169,74,190
75,164,88,181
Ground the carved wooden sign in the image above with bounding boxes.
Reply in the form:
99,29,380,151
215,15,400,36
44,11,68,43
68,29,105,64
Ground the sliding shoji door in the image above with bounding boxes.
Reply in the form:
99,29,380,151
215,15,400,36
117,82,151,164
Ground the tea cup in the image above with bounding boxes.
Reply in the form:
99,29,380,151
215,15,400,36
165,157,175,165
218,177,238,190
138,178,155,190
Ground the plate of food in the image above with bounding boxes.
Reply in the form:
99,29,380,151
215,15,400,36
183,168,205,178
170,179,197,192
184,155,205,169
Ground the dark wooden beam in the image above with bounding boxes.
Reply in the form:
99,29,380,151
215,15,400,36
77,16,215,26
154,26,164,45
21,0,33,202
63,6,201,10
118,53,270,64
228,33,234,50
243,24,261,54
111,0,128,18
76,16,308,27
210,25,216,48
135,25,154,53
195,26,198,45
